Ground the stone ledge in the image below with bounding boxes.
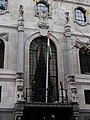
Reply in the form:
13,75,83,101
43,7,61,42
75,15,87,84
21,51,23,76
0,69,16,80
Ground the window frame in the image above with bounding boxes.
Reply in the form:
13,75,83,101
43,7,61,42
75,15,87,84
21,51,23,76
0,39,5,68
0,0,8,14
36,1,49,15
74,7,87,25
35,0,52,18
84,90,90,104
29,36,59,102
0,34,8,69
0,86,2,102
79,47,90,74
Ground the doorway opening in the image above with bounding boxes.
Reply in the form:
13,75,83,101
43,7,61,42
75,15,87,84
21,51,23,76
23,107,73,120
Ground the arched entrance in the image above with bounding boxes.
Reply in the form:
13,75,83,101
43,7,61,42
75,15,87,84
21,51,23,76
15,34,79,120
29,36,58,103
0,39,4,68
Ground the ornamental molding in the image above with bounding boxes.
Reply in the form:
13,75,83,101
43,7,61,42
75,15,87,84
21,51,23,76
0,32,9,41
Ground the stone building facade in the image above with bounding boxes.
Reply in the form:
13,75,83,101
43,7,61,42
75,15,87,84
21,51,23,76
0,0,90,120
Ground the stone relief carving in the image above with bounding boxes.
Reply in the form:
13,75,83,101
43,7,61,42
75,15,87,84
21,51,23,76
19,5,24,18
18,5,24,28
70,87,78,103
16,78,24,102
0,32,8,41
17,116,21,120
38,10,49,29
65,11,69,24
16,116,22,120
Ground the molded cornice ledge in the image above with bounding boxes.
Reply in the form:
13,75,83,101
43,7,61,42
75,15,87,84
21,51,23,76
0,69,16,80
54,0,90,6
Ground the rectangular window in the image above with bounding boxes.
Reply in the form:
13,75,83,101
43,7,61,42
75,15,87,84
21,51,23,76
84,90,90,104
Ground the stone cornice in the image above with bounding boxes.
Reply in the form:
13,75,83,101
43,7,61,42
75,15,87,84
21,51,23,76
57,0,90,7
0,69,16,80
75,74,90,84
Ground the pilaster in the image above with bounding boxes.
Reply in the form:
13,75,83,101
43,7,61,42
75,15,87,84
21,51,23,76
16,5,24,103
64,24,74,76
64,13,78,104
14,103,24,120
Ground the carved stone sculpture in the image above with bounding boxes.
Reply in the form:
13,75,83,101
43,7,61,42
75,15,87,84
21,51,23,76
38,10,49,29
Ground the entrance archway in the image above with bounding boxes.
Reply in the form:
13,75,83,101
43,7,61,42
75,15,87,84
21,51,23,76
29,36,58,103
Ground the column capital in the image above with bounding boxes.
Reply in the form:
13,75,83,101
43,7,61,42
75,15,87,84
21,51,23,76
67,76,75,84
18,25,24,32
64,24,71,37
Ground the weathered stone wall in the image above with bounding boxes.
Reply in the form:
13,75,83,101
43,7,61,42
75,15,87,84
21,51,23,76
0,0,90,119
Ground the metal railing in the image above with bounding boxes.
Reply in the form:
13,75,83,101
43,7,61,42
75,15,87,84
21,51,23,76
25,87,68,104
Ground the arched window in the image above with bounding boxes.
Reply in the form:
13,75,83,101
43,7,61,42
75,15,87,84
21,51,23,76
36,1,49,15
75,7,86,25
79,47,90,74
0,0,8,12
0,39,4,68
29,37,58,102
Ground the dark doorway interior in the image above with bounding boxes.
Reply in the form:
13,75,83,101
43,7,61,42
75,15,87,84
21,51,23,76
23,107,73,120
29,37,59,103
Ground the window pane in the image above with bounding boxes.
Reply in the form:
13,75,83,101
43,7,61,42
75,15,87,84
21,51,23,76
37,3,48,14
0,0,7,11
79,48,90,74
29,37,58,102
0,40,4,68
84,90,90,104
75,8,86,24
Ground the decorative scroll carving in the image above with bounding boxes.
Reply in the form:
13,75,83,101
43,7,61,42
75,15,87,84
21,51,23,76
0,32,8,41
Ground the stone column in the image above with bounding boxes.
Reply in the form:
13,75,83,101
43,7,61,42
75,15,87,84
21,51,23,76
64,12,78,104
64,24,74,77
16,5,24,102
